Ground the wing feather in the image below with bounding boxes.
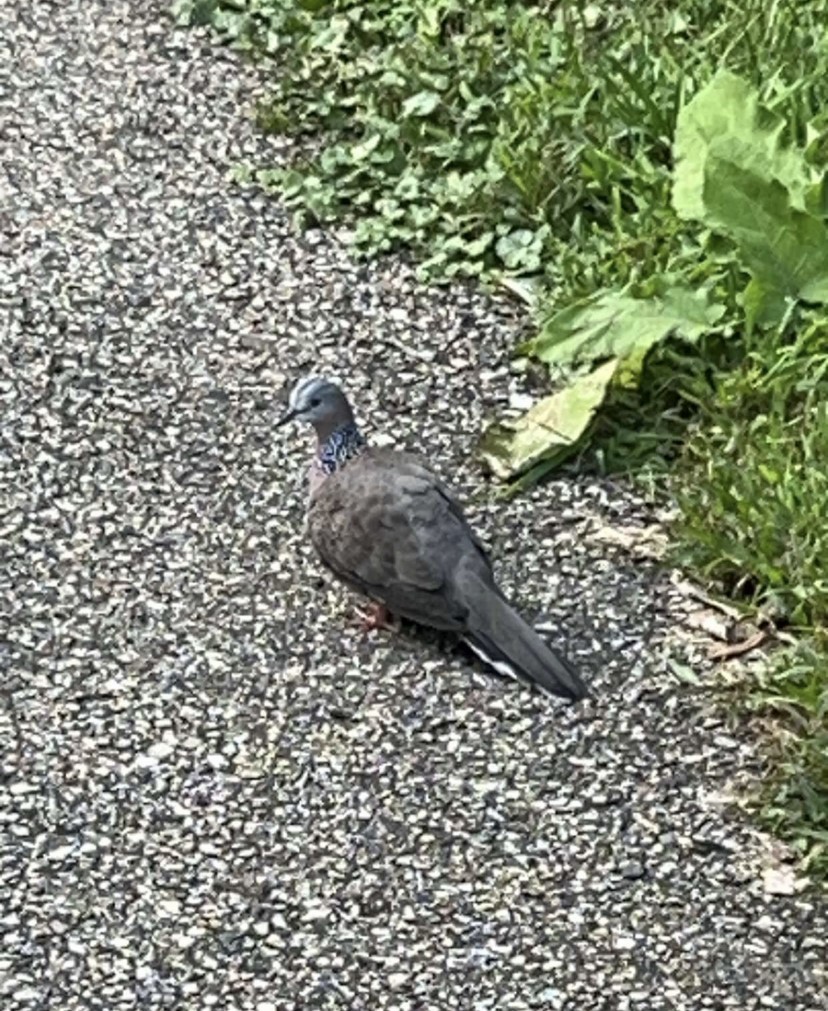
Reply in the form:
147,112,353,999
307,449,492,629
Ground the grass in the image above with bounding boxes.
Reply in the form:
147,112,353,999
674,316,828,876
676,321,828,629
173,0,828,877
746,643,828,872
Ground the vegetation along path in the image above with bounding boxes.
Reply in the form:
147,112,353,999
0,2,825,1009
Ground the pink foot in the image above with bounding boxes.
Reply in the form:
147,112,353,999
352,602,400,634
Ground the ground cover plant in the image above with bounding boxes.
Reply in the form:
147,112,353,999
173,0,828,876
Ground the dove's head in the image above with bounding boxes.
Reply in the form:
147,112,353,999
277,375,355,441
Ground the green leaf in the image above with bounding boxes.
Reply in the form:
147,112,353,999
804,174,828,219
479,359,618,481
308,17,349,52
351,134,382,161
614,344,650,389
527,286,725,368
495,229,545,271
703,155,828,303
463,232,494,258
673,71,812,219
401,91,441,118
742,278,788,331
673,72,828,306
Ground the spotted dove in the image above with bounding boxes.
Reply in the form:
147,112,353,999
278,375,590,703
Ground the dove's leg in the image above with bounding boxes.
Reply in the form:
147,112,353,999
353,602,400,633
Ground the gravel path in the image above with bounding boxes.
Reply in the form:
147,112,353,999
1,3,826,1009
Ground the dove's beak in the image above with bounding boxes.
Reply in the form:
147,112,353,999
276,408,297,427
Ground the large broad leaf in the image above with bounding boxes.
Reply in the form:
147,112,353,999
742,277,788,331
701,155,828,303
673,72,828,305
674,71,812,219
479,359,618,481
525,286,725,369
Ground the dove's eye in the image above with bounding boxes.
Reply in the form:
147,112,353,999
310,397,321,408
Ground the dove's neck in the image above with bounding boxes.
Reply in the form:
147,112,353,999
315,421,367,476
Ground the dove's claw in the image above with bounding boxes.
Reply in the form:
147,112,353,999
353,603,399,633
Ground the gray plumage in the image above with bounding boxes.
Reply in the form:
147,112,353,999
279,376,590,703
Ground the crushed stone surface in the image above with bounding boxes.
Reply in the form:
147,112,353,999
0,2,826,1009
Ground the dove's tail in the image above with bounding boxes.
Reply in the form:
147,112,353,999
462,577,590,703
